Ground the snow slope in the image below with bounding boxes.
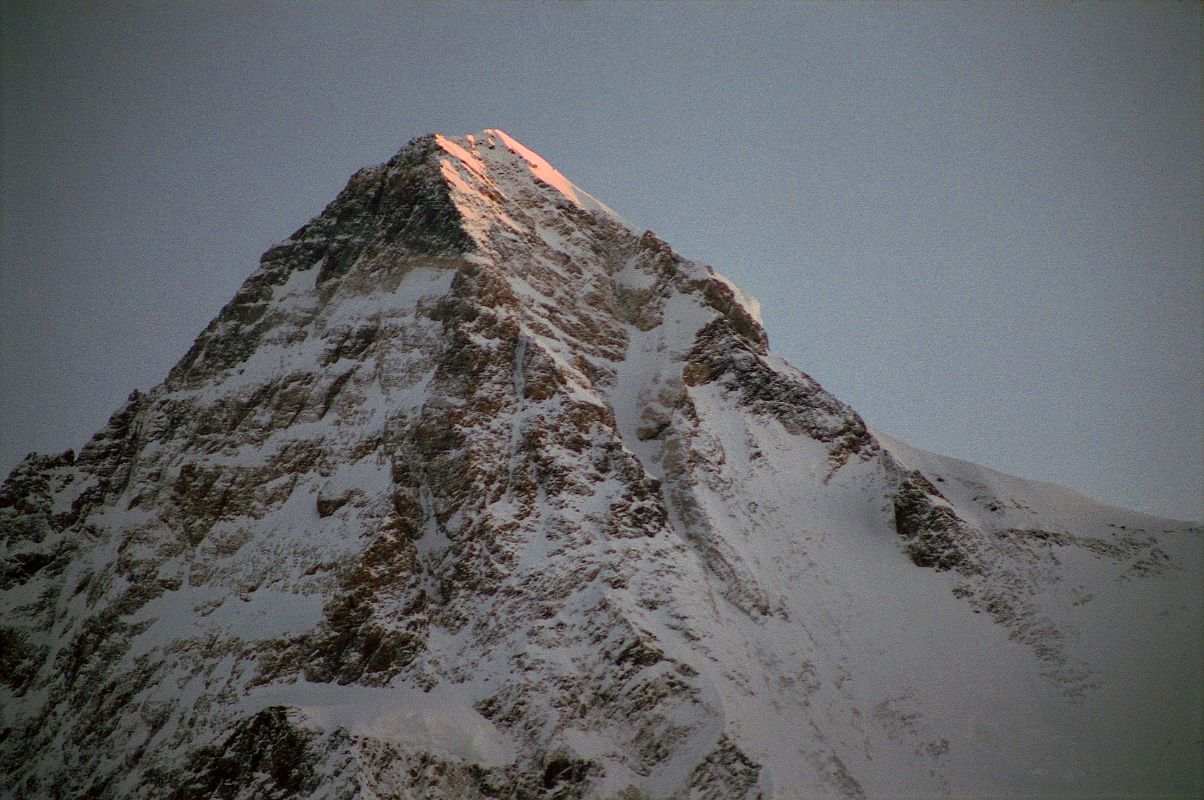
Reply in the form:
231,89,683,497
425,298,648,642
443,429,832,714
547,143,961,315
0,130,1199,799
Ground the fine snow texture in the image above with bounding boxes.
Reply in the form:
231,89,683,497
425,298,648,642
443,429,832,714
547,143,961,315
1,130,1199,800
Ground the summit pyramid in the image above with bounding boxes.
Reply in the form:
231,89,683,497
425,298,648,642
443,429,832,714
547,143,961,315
1,131,1199,799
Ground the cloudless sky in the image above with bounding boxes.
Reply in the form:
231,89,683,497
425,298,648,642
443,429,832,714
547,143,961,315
2,1,1200,520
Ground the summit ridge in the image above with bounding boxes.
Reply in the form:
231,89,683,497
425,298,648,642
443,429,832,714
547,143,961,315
1,131,1199,799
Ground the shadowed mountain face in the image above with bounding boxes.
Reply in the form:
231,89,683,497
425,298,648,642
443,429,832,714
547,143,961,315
1,130,1199,800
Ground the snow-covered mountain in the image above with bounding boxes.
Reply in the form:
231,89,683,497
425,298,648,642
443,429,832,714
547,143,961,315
1,130,1199,799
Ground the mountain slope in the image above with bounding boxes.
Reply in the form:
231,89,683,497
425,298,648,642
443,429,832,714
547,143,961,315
1,130,1199,799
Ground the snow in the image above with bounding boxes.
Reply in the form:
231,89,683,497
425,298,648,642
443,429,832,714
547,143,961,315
434,134,490,181
4,128,1199,800
245,680,515,767
126,586,325,659
875,429,1197,529
710,269,763,324
485,129,606,213
434,128,635,233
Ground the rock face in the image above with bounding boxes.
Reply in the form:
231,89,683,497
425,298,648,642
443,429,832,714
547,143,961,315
1,130,1200,799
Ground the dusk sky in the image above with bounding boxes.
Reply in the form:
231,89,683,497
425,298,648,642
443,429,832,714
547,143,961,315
2,2,1200,520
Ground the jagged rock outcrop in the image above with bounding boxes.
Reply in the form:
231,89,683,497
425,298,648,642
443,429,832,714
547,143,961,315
1,130,1199,799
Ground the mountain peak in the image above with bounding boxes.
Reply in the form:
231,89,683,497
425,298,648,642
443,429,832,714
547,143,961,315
431,128,631,235
1,130,1199,799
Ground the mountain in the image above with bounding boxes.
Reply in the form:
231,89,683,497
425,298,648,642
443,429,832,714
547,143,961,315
1,130,1199,800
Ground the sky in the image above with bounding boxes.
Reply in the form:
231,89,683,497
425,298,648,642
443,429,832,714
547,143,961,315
1,1,1199,521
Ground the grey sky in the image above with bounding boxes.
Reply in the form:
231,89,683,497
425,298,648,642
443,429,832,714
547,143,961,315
2,1,1199,520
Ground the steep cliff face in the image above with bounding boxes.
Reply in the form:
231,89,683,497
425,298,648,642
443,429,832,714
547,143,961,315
1,131,1199,800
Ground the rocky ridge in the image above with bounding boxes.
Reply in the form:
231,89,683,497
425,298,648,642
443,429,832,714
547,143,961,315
1,130,1199,799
